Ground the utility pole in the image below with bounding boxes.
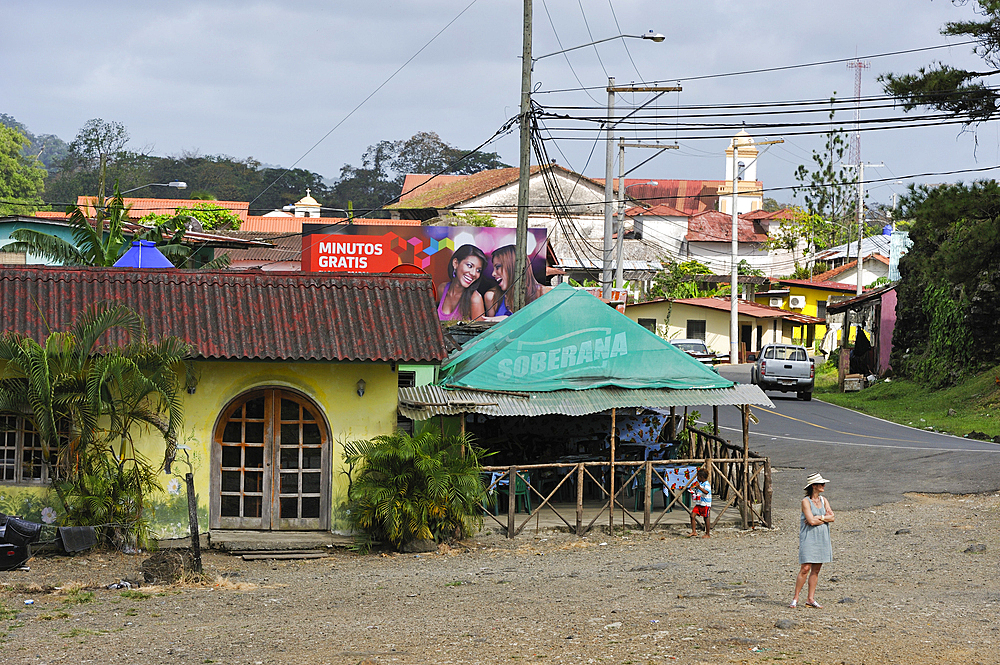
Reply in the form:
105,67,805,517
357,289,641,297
603,82,681,299
855,161,884,295
615,140,676,289
512,0,532,312
728,136,781,365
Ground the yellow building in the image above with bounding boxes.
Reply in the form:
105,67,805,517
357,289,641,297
0,267,450,537
624,297,821,360
755,279,859,349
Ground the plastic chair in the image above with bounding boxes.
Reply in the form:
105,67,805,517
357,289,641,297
495,473,532,514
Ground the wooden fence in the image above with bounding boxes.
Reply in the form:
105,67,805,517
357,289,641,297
481,429,771,538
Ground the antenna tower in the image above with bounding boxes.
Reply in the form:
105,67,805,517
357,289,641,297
846,60,870,168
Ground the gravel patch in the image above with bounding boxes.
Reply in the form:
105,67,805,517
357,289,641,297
2,491,998,664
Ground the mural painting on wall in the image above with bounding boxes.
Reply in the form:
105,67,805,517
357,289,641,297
302,225,548,321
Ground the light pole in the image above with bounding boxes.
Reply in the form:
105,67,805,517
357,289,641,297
511,21,665,311
728,137,781,365
119,181,187,196
602,82,679,299
614,180,657,290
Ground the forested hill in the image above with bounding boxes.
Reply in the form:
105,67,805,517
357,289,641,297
2,116,508,217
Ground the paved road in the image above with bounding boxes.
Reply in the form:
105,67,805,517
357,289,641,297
710,364,1000,510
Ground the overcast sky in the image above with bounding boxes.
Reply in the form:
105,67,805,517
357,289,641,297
4,0,996,208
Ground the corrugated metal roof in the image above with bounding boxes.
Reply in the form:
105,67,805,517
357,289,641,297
398,383,774,420
0,266,452,363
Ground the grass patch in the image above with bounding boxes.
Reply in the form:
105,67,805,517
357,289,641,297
0,602,19,621
60,590,94,606
120,590,152,600
815,361,1000,438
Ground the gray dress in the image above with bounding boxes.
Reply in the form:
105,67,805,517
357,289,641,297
799,496,832,564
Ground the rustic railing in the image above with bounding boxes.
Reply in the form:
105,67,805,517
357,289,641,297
481,436,771,538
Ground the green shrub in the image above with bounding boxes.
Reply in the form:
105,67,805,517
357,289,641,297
344,431,490,552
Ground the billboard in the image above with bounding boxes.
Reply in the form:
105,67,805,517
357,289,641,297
302,225,547,321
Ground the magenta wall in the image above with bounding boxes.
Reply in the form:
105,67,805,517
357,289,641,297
879,288,897,374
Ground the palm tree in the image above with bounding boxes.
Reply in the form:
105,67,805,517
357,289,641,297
344,430,491,552
0,302,193,547
2,186,131,266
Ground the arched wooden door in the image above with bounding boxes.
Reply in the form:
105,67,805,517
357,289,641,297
211,389,330,530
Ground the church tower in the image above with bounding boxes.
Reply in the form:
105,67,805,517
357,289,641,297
717,130,763,214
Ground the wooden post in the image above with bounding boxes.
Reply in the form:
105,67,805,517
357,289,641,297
185,472,202,574
609,408,616,536
763,458,773,528
508,466,516,538
713,406,719,436
643,459,652,531
741,405,749,529
668,406,676,440
576,463,584,536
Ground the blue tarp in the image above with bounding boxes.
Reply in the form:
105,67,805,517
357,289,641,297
114,240,173,268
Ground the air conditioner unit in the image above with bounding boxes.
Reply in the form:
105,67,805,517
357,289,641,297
789,295,806,309
769,297,784,308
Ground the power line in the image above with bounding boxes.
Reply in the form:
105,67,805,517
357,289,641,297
535,40,979,94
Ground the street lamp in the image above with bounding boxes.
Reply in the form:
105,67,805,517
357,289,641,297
532,31,665,64
614,180,657,289
119,181,187,196
511,17,665,311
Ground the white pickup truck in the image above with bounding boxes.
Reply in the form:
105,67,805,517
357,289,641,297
750,343,814,401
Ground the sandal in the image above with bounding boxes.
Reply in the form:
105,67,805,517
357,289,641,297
788,599,797,608
804,600,822,609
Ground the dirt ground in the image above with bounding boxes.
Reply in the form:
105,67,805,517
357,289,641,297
2,492,999,665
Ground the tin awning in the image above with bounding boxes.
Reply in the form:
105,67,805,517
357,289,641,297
398,383,773,420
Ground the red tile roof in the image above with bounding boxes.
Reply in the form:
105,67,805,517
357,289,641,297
673,297,787,318
685,210,768,243
627,296,822,323
0,266,451,362
609,178,760,216
625,203,689,217
75,197,251,222
393,165,606,209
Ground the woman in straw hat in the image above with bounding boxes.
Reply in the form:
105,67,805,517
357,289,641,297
790,472,835,608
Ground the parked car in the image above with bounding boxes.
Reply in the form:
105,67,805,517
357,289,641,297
750,343,814,400
670,339,720,371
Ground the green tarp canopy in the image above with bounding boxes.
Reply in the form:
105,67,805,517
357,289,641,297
438,283,733,392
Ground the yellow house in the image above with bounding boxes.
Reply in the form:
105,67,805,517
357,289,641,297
624,297,821,360
0,267,450,537
755,279,859,349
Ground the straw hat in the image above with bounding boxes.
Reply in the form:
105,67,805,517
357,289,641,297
803,472,830,490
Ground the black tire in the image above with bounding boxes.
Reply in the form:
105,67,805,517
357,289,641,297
797,391,812,401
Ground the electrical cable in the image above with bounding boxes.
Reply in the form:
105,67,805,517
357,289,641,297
534,40,979,94
246,0,482,210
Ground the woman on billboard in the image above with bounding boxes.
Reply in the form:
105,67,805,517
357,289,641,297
437,244,487,321
484,244,548,316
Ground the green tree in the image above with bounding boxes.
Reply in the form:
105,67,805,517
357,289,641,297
892,180,1000,386
133,213,233,269
793,102,855,250
647,259,722,300
343,430,490,552
44,119,153,208
331,132,511,213
139,201,242,231
0,302,193,547
0,114,69,172
0,125,46,215
881,1,1000,125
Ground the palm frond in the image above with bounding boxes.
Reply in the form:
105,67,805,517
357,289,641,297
4,230,87,265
